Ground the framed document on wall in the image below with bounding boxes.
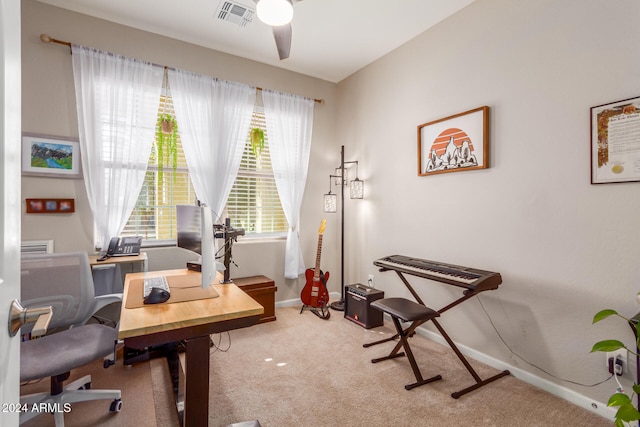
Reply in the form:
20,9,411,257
591,96,640,184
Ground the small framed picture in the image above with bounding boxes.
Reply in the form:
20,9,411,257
26,199,75,214
27,199,44,213
59,200,74,211
45,200,58,211
22,134,82,178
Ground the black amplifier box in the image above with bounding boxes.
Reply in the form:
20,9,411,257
344,283,384,329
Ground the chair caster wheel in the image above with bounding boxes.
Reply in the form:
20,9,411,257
80,382,91,390
103,359,114,369
110,399,122,412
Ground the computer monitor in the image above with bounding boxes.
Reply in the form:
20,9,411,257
176,204,216,289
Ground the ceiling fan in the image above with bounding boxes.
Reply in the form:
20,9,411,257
253,0,303,60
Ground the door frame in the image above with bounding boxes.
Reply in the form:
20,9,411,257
0,0,22,425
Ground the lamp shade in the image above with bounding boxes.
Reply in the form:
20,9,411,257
256,0,294,26
335,167,348,185
350,178,364,199
323,193,337,213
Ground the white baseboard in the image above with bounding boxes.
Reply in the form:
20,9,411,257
276,292,342,308
413,326,616,422
276,298,303,308
275,295,616,422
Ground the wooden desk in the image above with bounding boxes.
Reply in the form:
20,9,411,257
89,252,148,272
119,269,263,427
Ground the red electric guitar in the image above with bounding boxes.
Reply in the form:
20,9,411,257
300,219,330,319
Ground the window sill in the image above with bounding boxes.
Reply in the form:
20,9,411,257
238,233,287,242
140,234,286,249
140,239,176,249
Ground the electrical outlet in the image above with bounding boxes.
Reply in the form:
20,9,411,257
606,349,628,374
368,274,374,288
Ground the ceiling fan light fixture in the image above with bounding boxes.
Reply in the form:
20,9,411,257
256,0,293,26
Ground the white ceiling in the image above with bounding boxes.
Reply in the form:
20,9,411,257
36,0,474,83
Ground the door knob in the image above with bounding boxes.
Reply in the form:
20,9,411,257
8,299,53,337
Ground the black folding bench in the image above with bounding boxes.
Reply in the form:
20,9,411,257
370,297,443,390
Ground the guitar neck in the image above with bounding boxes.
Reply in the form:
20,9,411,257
314,234,323,279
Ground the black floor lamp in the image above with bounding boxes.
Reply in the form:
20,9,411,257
323,145,364,311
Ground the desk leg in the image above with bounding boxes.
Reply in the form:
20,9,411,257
183,335,210,427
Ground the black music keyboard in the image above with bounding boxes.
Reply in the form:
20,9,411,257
373,255,502,292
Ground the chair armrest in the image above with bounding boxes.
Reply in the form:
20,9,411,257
93,293,123,315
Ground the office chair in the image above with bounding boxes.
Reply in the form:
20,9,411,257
19,252,123,426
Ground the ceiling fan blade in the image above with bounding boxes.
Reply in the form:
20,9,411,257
272,24,292,60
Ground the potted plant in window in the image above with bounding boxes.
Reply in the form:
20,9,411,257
250,127,264,158
592,295,640,426
155,113,179,183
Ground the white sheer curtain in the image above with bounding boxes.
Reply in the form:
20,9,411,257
167,68,255,219
262,90,314,279
71,45,164,250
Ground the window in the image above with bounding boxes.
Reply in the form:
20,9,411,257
121,100,288,242
226,110,288,236
121,95,195,242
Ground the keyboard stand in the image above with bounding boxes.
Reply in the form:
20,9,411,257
364,270,509,398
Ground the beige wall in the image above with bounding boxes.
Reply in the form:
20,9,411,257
22,0,640,414
335,0,640,412
21,0,339,303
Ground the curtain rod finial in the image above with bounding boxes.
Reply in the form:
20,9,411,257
39,33,72,53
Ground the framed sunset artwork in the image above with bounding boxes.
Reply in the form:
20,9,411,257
417,106,489,176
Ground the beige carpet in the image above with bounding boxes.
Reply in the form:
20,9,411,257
19,306,611,426
20,355,158,427
152,306,610,427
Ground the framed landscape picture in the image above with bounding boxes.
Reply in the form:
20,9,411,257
418,106,489,176
22,134,82,178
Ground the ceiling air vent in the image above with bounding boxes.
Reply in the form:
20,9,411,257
216,0,254,27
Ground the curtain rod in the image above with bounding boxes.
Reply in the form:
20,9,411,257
39,33,324,104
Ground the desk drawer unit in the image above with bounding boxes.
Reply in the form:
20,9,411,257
233,275,277,323
345,283,384,329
